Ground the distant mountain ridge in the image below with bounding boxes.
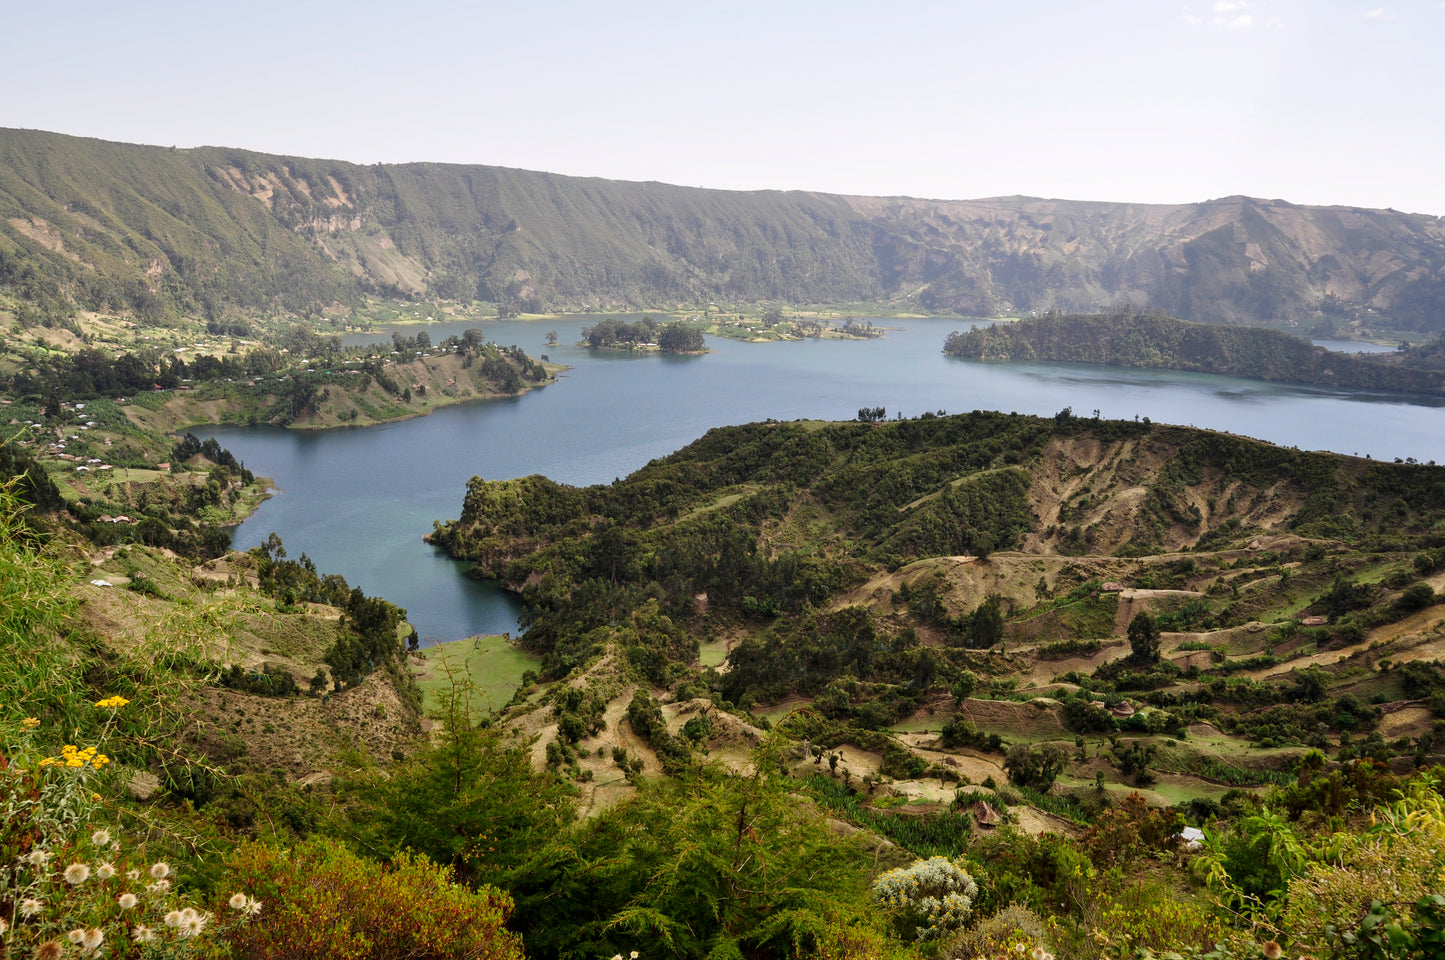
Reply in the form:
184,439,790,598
2,128,1443,331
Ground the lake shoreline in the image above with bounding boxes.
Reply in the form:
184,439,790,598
127,361,568,437
203,315,1445,644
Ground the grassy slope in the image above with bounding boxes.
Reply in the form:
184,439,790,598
414,634,540,716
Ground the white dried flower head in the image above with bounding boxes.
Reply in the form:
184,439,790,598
612,955,623,960
149,861,170,879
229,892,249,910
243,897,263,917
126,868,141,881
68,928,86,944
164,910,182,927
131,925,156,943
25,848,52,867
63,862,91,885
20,898,43,917
90,829,111,846
95,861,116,880
82,928,104,951
631,953,639,959
179,912,208,938
869,856,979,941
146,879,171,893
1032,950,1045,960
118,892,138,909
36,942,63,960
0,918,7,935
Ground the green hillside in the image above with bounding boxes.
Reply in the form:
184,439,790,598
5,128,1445,333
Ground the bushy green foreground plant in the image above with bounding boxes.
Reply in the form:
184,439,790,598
339,689,576,889
219,838,523,960
1195,771,1445,958
505,756,897,960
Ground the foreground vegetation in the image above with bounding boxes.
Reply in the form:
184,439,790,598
5,327,1445,957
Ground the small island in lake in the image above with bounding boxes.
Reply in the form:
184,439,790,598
580,312,886,353
944,310,1445,396
580,316,708,353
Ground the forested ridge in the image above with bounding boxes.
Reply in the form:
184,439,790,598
5,128,1445,331
432,412,1445,681
944,311,1445,394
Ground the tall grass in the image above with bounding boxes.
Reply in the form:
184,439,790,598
0,483,234,766
0,483,83,731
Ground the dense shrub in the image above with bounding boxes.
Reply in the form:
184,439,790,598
219,838,523,960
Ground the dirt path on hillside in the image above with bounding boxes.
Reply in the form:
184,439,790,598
1243,608,1445,681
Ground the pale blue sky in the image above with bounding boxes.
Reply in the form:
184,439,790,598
4,1,1443,213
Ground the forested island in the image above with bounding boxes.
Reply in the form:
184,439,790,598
580,317,707,353
943,311,1445,395
579,313,885,352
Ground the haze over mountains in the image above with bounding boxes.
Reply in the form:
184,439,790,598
2,127,1443,332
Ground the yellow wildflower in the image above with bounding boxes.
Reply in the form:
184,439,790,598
22,717,39,728
94,696,130,709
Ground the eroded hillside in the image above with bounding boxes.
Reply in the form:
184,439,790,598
5,128,1445,331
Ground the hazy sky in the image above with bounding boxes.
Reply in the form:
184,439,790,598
4,1,1442,213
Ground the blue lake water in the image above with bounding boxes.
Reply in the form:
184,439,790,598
206,318,1445,644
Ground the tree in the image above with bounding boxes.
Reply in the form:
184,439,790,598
1128,611,1162,663
951,669,979,705
967,594,1005,648
544,330,559,347
1004,743,1068,792
1112,740,1158,786
871,857,978,941
657,321,704,353
346,691,575,890
857,406,886,423
220,838,524,960
506,760,880,960
285,379,324,420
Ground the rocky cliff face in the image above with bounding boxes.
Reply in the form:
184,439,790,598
3,128,1442,331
